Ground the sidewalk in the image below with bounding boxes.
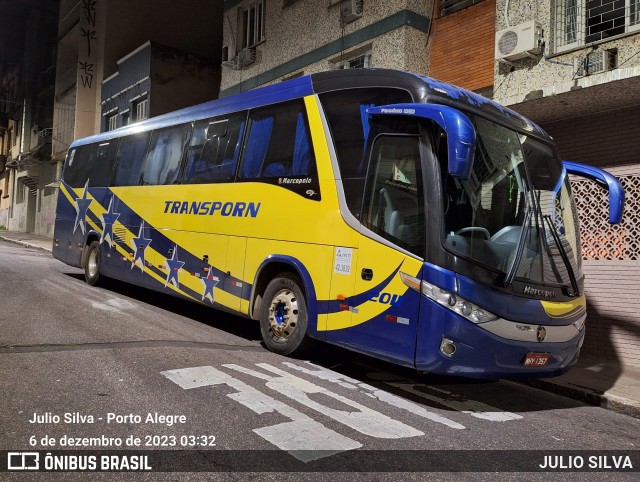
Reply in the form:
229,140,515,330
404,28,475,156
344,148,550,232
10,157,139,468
0,230,54,252
1,229,639,419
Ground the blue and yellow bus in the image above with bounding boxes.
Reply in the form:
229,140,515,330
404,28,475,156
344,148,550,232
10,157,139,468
53,69,623,378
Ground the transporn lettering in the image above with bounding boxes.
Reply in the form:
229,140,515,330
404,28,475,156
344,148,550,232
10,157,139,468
163,200,261,217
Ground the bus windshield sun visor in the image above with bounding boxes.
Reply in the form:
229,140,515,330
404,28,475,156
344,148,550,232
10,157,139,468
367,103,476,180
563,160,624,224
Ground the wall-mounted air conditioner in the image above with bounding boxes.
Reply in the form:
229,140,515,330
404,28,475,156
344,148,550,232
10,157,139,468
495,20,543,62
340,0,363,24
236,47,256,68
574,49,617,77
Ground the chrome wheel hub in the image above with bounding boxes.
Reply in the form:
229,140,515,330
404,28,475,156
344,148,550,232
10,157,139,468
87,249,98,279
268,289,298,338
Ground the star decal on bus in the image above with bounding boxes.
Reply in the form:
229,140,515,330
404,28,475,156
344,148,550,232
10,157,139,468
165,245,185,289
100,196,120,247
73,180,92,235
131,221,152,271
201,266,219,304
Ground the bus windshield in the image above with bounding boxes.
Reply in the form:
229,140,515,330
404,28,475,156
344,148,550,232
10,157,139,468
442,116,583,292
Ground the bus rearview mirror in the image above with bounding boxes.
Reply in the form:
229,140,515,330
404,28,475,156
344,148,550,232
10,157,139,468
367,103,476,180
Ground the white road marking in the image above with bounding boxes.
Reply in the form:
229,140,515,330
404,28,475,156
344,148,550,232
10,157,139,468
160,366,360,462
90,297,136,314
284,362,465,430
223,363,424,439
387,383,523,422
353,363,523,422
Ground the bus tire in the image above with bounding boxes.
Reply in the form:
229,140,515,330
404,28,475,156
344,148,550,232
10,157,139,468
259,273,309,356
84,240,102,286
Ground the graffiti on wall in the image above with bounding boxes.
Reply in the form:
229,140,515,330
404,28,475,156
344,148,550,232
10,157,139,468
79,0,97,89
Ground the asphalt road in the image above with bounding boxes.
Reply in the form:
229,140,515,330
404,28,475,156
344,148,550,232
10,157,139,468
1,239,639,480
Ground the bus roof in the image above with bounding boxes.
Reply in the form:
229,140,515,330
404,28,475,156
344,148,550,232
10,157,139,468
71,69,549,149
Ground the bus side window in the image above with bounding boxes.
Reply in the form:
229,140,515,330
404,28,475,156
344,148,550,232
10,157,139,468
62,145,92,188
184,113,246,184
319,88,413,217
361,134,425,258
90,141,118,187
140,124,190,185
112,133,151,186
240,100,315,179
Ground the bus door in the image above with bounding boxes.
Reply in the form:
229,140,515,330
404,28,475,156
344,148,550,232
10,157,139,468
326,122,426,366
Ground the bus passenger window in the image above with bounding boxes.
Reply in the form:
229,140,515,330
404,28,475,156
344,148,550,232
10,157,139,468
140,125,190,185
112,133,151,186
362,135,425,258
90,142,118,187
184,113,245,184
63,145,91,188
62,142,117,188
240,100,315,179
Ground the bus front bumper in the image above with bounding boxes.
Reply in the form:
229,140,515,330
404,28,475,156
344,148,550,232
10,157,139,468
415,309,586,379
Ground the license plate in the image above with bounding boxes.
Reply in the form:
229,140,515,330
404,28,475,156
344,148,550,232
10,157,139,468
523,352,551,367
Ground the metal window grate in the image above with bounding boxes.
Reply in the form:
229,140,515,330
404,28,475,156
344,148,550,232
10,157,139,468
555,0,640,51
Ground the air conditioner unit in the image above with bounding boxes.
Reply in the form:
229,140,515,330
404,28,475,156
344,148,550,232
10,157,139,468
495,20,543,61
236,47,256,68
340,0,363,24
573,49,617,77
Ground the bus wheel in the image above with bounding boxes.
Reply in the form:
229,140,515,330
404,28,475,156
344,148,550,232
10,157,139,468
260,274,309,355
84,240,102,286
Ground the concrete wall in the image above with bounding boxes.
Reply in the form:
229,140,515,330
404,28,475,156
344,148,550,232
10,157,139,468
221,0,432,94
150,47,220,117
0,208,8,228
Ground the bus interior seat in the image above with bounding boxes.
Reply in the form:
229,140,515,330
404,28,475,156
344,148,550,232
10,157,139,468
263,162,286,177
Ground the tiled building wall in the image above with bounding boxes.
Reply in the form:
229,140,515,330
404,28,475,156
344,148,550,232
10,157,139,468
542,108,640,366
429,0,496,91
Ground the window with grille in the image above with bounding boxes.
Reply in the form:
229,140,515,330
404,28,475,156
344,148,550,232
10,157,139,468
555,0,640,52
336,52,372,70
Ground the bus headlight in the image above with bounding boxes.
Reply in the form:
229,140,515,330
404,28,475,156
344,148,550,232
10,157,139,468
572,314,586,332
400,273,498,324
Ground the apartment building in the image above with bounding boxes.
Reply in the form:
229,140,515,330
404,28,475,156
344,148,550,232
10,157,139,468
493,0,640,365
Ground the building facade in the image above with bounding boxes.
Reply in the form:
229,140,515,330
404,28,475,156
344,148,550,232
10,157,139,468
0,0,59,236
101,42,219,133
2,0,223,238
493,0,640,366
220,0,432,96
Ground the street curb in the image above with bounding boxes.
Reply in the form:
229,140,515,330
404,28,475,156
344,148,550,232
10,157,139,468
524,378,640,420
0,235,52,253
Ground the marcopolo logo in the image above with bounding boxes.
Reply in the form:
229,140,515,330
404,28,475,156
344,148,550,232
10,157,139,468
7,452,39,471
278,177,312,185
523,285,557,299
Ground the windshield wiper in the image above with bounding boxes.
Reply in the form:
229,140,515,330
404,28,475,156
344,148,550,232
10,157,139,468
503,204,532,287
503,189,580,297
542,214,580,296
